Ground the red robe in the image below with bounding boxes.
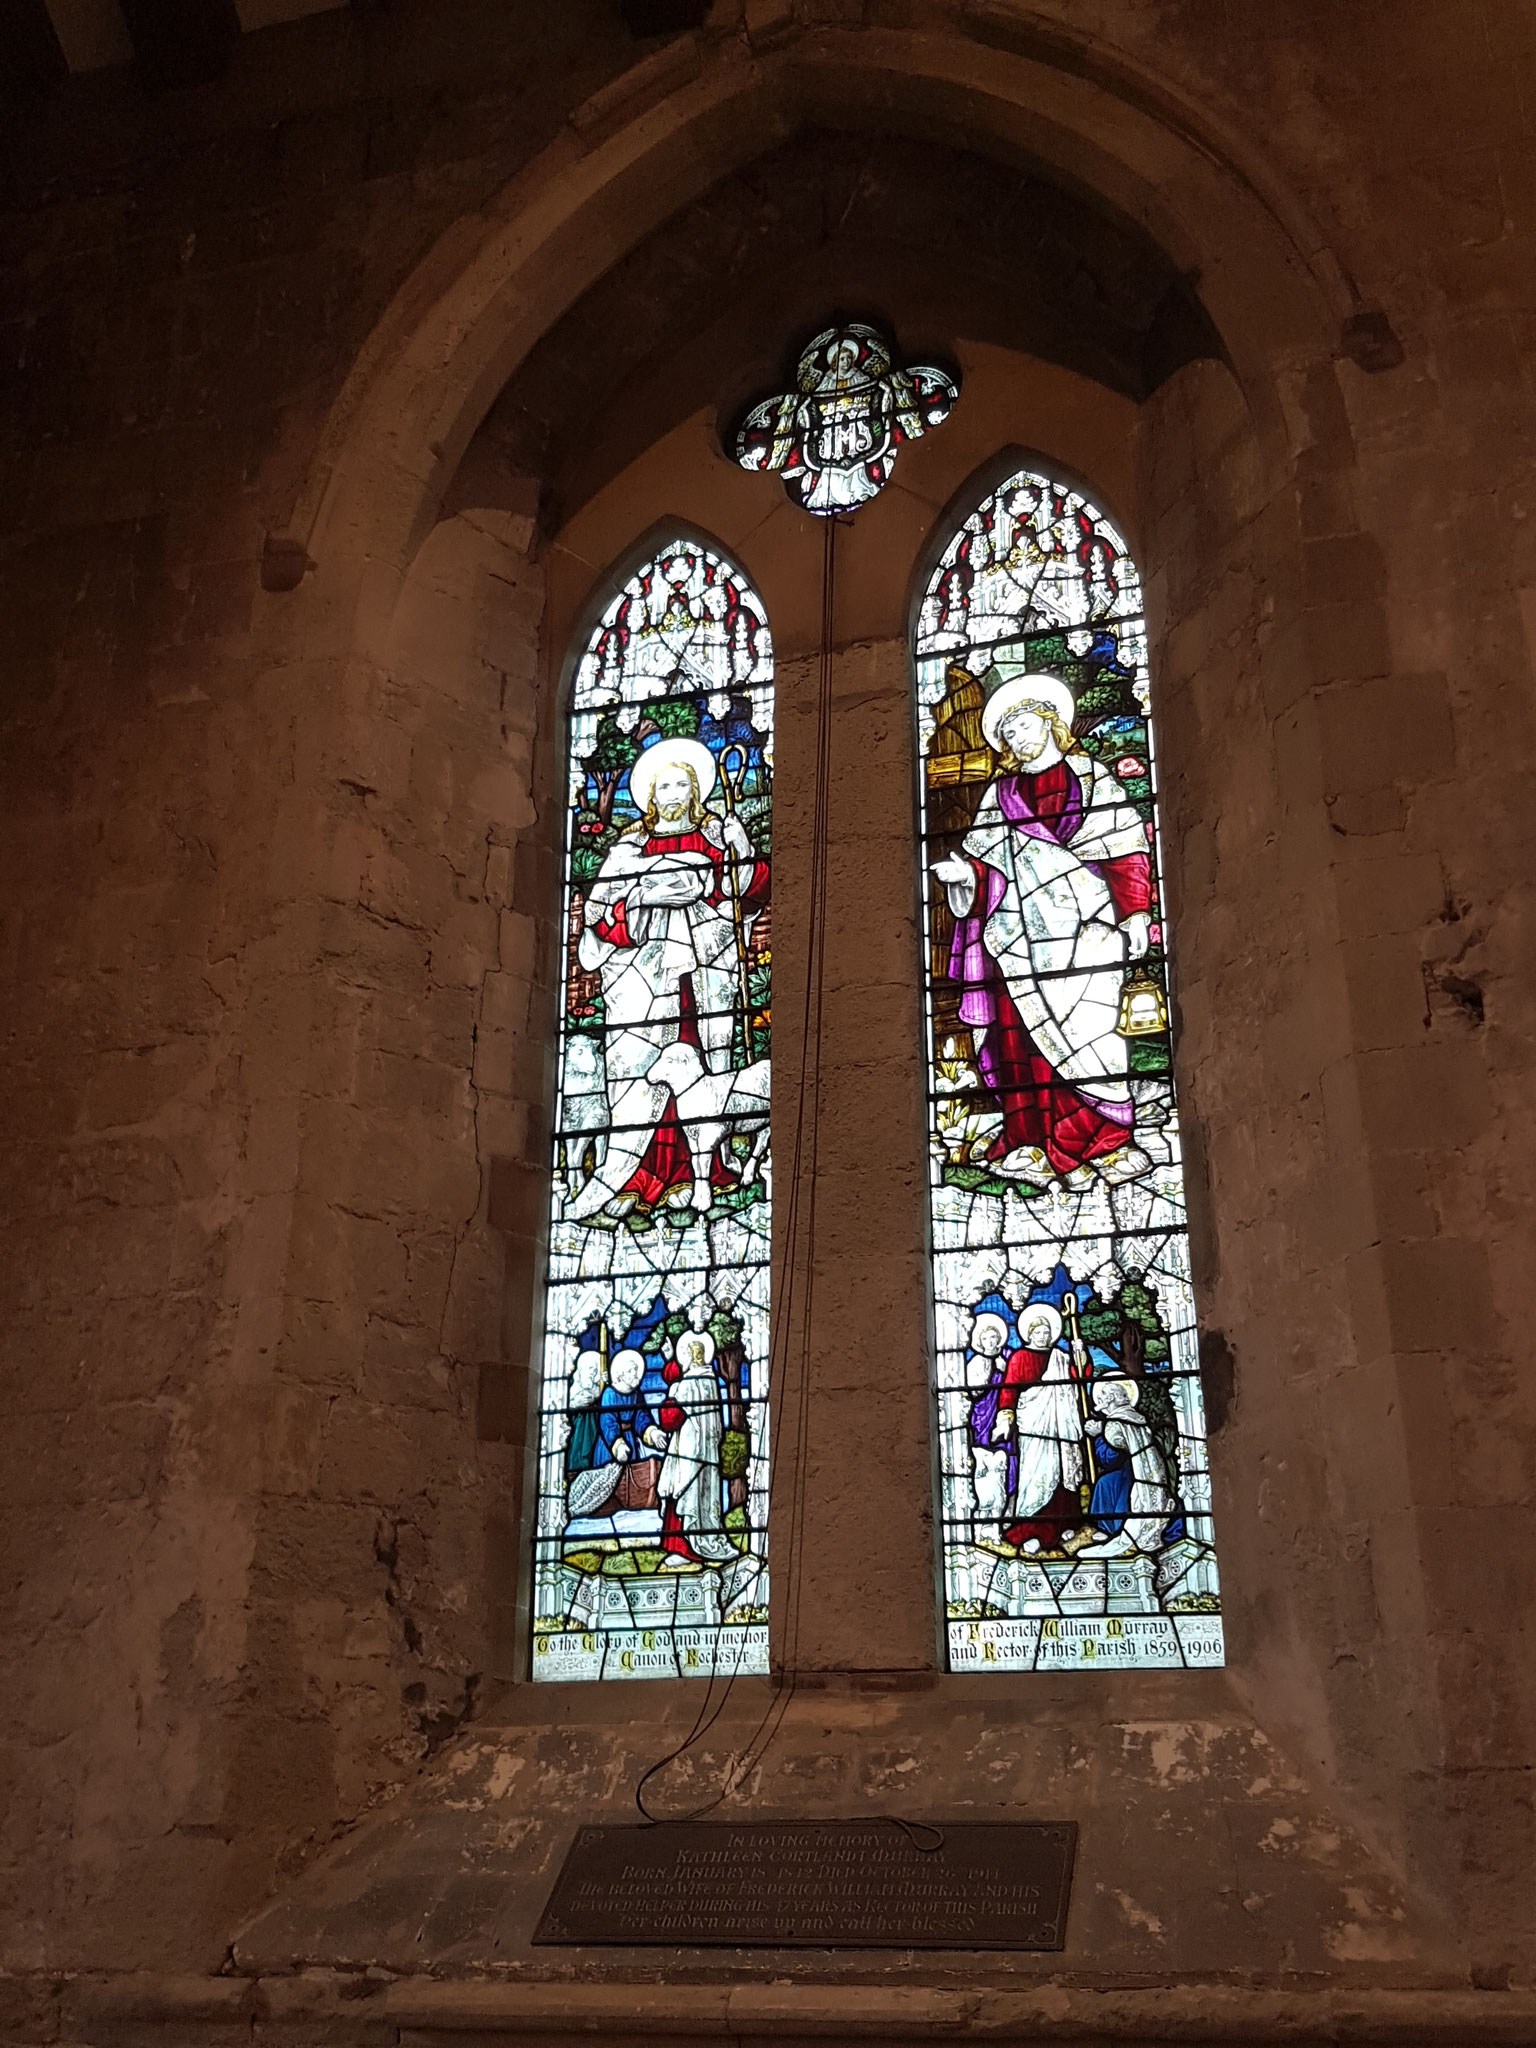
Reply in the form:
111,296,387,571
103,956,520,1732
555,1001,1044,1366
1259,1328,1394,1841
996,1343,1085,1551
949,760,1152,1176
596,829,769,1204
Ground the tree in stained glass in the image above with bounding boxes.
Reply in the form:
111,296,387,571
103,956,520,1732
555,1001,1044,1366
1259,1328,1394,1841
914,466,1224,1673
532,538,773,1682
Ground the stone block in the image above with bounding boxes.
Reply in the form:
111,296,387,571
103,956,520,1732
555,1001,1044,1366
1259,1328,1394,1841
317,1399,463,1505
511,836,558,916
1379,1238,1499,1353
486,1157,544,1238
1326,785,1409,837
496,907,538,982
472,1092,530,1160
1353,1042,1491,1152
358,1317,457,1413
1297,469,1359,541
360,842,458,933
263,1381,331,1493
475,1361,530,1445
373,985,477,1068
441,1225,507,1360
484,840,513,908
429,897,501,989
478,970,533,1040
81,1040,208,1138
498,1238,540,1368
1304,601,1393,688
0,1973,60,2044
1333,850,1445,941
1338,934,1427,1050
317,900,430,997
1316,671,1455,790
1303,532,1388,606
352,1048,473,1130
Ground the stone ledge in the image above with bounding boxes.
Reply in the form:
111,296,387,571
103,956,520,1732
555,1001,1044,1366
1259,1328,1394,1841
21,1974,1536,2046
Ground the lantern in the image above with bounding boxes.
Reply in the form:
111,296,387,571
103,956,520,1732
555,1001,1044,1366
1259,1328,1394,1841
1116,966,1168,1038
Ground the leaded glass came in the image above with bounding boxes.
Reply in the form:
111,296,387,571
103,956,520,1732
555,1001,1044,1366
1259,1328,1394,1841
532,538,773,1682
734,322,957,514
914,466,1224,1673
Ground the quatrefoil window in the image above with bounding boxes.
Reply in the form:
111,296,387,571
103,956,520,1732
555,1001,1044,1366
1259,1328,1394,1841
733,322,958,514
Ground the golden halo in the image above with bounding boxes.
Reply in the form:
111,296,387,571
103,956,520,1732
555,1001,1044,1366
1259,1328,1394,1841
980,671,1077,752
1017,1302,1065,1349
628,737,718,815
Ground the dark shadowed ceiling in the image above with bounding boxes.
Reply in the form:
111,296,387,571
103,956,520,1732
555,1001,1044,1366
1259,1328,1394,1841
469,128,1221,531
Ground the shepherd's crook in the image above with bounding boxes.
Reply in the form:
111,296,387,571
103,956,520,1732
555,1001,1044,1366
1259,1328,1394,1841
720,746,755,1064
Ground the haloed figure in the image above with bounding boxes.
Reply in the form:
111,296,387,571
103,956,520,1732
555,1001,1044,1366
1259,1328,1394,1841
965,1312,1011,1541
931,668,1155,1189
657,1328,736,1566
565,739,770,1221
967,1304,1084,1553
1079,1377,1176,1558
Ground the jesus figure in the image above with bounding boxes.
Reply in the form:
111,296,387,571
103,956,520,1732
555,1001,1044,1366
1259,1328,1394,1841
931,668,1154,1187
564,737,770,1220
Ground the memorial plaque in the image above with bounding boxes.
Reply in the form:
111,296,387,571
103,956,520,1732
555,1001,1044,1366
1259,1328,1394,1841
534,1820,1076,1950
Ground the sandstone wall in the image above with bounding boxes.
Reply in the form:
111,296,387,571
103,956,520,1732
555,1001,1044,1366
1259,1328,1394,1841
0,0,1532,2027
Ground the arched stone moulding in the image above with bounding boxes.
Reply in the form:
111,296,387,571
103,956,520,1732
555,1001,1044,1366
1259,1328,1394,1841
263,14,1349,667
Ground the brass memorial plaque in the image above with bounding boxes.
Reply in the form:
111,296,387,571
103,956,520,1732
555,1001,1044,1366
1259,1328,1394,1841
533,1820,1076,1950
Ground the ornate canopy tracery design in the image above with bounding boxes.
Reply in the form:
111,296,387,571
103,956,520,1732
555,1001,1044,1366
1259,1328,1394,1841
531,537,774,1683
915,464,1224,1672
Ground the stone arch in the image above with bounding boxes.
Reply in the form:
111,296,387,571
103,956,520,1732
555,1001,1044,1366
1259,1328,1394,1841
226,10,1464,1954
261,16,1350,664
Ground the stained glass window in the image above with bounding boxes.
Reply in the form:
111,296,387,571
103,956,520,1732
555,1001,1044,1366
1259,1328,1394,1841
734,323,957,514
914,466,1224,1673
531,537,773,1682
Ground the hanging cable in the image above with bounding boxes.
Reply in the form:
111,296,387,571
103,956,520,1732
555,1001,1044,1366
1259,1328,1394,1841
635,514,841,1821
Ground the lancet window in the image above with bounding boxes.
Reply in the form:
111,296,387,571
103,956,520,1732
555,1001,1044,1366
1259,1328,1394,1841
531,537,774,1682
915,464,1225,1672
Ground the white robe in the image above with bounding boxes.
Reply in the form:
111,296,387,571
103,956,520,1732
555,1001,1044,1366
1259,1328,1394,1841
564,824,766,1217
959,753,1147,1120
1011,1347,1086,1518
659,1367,735,1561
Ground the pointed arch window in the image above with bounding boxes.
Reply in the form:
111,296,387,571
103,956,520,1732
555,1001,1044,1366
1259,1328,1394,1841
915,463,1225,1672
531,535,773,1683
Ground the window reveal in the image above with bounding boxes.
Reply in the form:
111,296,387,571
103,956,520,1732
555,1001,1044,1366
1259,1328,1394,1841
531,538,773,1682
915,466,1225,1673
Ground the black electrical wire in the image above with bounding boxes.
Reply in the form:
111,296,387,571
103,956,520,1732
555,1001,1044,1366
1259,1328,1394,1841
635,513,842,1822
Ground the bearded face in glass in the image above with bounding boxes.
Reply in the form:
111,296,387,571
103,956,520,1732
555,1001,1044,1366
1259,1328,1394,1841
645,763,704,831
997,704,1072,768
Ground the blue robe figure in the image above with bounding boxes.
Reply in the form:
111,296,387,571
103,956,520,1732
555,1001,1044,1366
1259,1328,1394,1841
1087,1431,1132,1536
596,1377,661,1467
565,1318,672,1526
1085,1387,1186,1546
587,1341,668,1523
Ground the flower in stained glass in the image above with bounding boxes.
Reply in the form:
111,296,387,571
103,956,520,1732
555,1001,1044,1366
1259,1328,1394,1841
915,464,1224,1675
532,537,774,1684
